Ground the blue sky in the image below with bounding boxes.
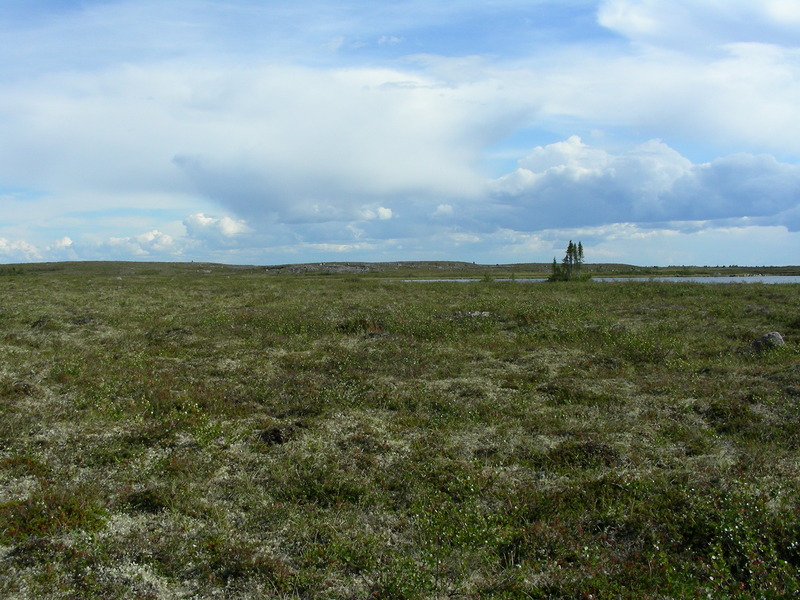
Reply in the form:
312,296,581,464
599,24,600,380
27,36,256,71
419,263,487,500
2,0,800,266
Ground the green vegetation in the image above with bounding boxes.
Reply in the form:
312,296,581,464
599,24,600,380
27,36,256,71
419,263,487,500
1,262,799,598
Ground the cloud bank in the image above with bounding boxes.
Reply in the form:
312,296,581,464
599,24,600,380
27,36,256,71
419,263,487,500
487,137,800,230
0,0,799,265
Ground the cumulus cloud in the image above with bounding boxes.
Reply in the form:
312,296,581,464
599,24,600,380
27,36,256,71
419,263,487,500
183,213,252,245
49,236,73,249
0,238,42,262
43,236,77,260
487,137,800,230
106,230,178,257
358,206,393,221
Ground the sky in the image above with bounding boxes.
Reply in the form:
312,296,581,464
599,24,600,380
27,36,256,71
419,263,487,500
1,0,800,266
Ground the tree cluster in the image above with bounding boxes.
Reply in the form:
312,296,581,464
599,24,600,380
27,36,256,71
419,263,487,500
549,240,586,281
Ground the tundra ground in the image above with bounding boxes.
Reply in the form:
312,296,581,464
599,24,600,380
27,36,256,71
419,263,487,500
1,262,799,598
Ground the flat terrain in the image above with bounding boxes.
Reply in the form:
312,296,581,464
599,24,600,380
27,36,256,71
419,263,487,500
1,262,799,598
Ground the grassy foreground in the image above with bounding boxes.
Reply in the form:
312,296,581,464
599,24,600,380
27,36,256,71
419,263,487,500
1,263,799,599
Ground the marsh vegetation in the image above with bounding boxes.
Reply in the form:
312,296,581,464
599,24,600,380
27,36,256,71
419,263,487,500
0,262,799,598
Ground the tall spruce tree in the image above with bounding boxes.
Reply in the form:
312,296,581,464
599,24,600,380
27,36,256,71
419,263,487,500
564,241,575,277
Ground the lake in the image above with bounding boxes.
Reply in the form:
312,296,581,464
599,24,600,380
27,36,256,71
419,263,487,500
406,276,800,284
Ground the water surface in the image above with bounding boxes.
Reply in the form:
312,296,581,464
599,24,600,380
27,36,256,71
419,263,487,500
405,276,800,284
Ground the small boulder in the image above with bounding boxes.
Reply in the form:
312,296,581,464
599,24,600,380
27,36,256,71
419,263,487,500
751,331,785,352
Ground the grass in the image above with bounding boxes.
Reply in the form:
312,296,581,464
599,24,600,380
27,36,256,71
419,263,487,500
0,262,799,598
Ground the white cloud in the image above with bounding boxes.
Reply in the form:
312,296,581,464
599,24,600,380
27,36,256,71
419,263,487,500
587,223,800,266
518,135,614,173
106,230,177,257
0,60,519,227
50,236,73,249
358,206,393,221
42,236,77,260
184,213,251,240
308,242,377,253
378,35,403,46
137,230,174,251
447,232,482,244
1,2,798,232
597,0,800,49
166,64,514,222
514,42,800,158
487,137,800,229
433,204,454,217
0,238,42,262
764,0,800,23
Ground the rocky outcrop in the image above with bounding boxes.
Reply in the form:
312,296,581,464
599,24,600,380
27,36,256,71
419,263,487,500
751,331,785,352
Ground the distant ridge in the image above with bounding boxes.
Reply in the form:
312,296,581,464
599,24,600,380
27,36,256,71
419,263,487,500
2,260,799,278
